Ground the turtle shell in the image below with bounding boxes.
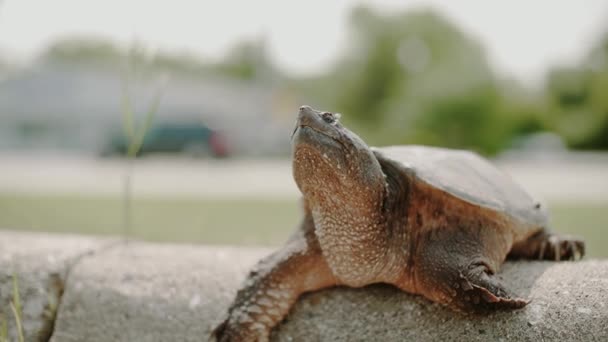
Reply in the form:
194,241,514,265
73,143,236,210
373,145,548,228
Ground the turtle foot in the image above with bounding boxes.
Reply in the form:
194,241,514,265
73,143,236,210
209,319,228,342
508,231,585,261
209,318,269,342
537,234,585,261
450,262,529,312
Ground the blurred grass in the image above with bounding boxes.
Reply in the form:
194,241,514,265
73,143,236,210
0,193,605,257
0,194,298,246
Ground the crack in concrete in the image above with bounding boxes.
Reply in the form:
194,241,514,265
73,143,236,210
38,273,63,342
42,240,127,342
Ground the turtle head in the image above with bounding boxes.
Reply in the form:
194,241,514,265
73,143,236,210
291,106,385,207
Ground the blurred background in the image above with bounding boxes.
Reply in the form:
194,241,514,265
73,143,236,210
0,0,606,257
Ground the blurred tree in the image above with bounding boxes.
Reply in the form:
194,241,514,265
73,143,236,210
40,37,209,76
332,6,404,124
408,84,505,153
149,53,211,77
546,33,608,149
38,36,277,81
214,38,276,81
42,37,125,65
319,6,525,154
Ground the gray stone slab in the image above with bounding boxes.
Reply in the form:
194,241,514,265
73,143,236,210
47,239,607,342
273,260,608,341
50,242,271,342
0,231,112,342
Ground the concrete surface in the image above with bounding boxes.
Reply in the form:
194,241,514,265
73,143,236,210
0,231,114,341
50,243,271,342
0,231,606,341
273,261,608,341
1,152,608,202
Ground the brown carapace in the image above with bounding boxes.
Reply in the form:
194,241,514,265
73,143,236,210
211,106,585,341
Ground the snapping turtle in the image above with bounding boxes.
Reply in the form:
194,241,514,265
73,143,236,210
212,106,585,341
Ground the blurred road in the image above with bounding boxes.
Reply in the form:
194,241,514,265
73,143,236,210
0,152,607,202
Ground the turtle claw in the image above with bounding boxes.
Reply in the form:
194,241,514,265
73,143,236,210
509,231,586,261
209,319,228,342
209,318,269,342
538,235,585,261
472,284,530,309
449,263,529,312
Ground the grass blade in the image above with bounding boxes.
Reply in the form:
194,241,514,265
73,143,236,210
11,273,24,342
9,302,24,342
126,82,164,157
0,314,7,342
120,42,165,241
12,274,22,319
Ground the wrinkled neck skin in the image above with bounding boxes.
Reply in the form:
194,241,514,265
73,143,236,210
293,145,400,286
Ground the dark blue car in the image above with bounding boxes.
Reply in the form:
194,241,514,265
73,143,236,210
101,122,229,158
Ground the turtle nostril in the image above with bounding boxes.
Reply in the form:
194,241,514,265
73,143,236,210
297,105,316,126
299,105,312,113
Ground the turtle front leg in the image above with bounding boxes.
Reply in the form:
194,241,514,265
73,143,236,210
412,254,530,312
508,229,585,261
211,231,335,342
408,224,530,312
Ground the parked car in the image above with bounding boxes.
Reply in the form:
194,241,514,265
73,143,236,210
100,122,230,158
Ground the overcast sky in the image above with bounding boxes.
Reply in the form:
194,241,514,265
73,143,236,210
1,0,607,85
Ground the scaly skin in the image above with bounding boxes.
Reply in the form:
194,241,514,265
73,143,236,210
211,106,585,341
211,207,336,342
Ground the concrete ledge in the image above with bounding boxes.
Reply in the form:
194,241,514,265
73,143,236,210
1,231,606,341
51,242,271,342
0,231,114,341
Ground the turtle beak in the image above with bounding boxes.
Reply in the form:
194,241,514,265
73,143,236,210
297,105,318,127
291,105,315,140
291,105,345,144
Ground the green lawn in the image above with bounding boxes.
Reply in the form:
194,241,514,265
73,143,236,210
0,193,606,257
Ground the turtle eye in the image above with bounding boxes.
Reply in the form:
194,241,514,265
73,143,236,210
321,112,338,125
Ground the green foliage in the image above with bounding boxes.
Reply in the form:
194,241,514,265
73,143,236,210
151,53,211,78
36,8,608,153
300,5,608,153
40,36,270,81
215,39,273,80
43,37,124,65
545,33,608,149
321,7,517,153
410,85,505,153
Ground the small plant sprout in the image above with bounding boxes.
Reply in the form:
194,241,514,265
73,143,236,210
7,273,24,342
0,313,7,342
120,41,167,241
